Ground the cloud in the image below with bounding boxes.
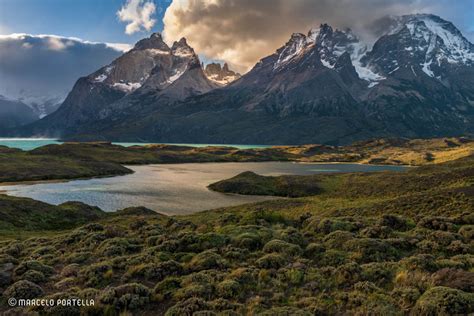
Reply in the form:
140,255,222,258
117,0,157,35
163,0,474,72
46,37,74,51
0,34,131,101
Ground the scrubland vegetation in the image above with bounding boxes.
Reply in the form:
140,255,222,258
0,140,473,314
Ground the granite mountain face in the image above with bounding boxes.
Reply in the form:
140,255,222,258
19,14,474,144
204,63,241,85
21,33,219,136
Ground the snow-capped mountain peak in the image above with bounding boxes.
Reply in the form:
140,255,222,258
273,33,308,69
377,14,474,78
133,32,170,51
171,38,196,58
270,24,386,86
85,34,204,95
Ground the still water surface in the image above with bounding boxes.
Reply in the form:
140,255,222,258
0,162,406,215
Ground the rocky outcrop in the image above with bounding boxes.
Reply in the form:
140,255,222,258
204,63,241,85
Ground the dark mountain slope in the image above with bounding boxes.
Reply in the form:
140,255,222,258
17,14,474,144
0,96,38,133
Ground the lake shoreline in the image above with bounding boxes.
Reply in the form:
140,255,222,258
0,160,408,187
0,162,407,215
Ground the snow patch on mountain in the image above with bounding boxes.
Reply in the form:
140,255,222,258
94,74,107,83
112,82,142,93
167,67,187,84
274,33,307,69
148,49,171,56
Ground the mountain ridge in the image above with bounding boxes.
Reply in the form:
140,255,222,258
15,13,474,145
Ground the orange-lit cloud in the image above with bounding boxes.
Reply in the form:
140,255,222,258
163,0,474,73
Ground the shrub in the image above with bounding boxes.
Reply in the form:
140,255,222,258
208,297,242,313
221,246,249,260
446,240,470,255
304,243,325,260
361,262,397,287
157,240,180,252
4,280,43,299
217,279,240,298
228,268,258,285
278,227,306,246
54,277,76,290
175,283,213,301
394,270,431,292
385,237,414,251
319,250,348,267
64,251,92,264
97,238,141,257
458,225,474,239
2,242,23,257
21,270,46,283
358,225,392,239
127,260,183,281
100,283,151,311
431,268,474,292
391,286,421,311
14,260,54,277
343,238,398,263
154,277,182,300
413,286,474,315
427,231,459,246
379,214,409,231
315,218,358,234
347,285,399,315
335,262,361,286
61,264,80,277
146,235,163,246
323,231,354,249
417,217,456,232
256,253,287,269
233,233,263,251
258,306,311,316
81,262,113,287
263,239,302,256
276,267,305,286
81,223,105,232
196,233,230,251
188,251,226,271
165,298,211,316
401,254,438,272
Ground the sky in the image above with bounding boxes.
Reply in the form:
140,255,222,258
0,0,473,99
0,0,171,45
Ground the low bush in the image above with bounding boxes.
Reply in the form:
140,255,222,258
256,253,287,269
188,251,226,271
4,280,43,299
413,286,474,315
431,268,474,292
99,283,151,311
263,239,302,256
14,260,54,277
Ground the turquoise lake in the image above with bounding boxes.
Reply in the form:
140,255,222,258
0,138,272,151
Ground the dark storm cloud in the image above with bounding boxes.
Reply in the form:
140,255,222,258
163,0,474,72
0,34,130,100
